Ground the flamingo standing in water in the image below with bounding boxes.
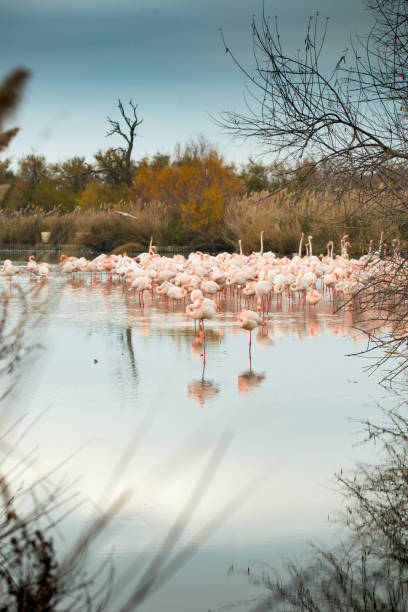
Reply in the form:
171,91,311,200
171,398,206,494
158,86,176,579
167,284,187,302
27,255,37,276
1,260,22,284
306,286,322,305
186,297,218,329
129,275,152,306
186,296,219,364
237,309,264,350
35,262,50,277
255,278,272,314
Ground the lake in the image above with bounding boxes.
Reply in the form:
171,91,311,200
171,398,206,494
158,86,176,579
1,268,392,611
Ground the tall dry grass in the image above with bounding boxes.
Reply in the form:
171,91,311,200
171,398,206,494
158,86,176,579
0,190,400,254
77,200,175,252
0,206,75,245
223,189,393,255
0,201,176,251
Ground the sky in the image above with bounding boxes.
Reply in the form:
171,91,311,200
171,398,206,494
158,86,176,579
1,0,370,167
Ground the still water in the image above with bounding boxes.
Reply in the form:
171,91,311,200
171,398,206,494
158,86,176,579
2,269,391,611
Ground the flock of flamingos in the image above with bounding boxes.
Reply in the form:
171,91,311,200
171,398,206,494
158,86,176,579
0,232,391,349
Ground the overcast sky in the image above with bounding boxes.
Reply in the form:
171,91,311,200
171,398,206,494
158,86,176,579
1,0,370,166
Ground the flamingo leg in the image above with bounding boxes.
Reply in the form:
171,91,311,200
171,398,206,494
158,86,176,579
202,320,206,369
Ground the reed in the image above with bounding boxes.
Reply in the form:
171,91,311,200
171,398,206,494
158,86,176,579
0,207,76,245
0,201,176,251
76,200,177,251
223,188,398,255
0,189,401,254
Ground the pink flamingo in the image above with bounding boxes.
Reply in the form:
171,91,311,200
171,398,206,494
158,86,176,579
27,255,37,276
237,309,263,350
306,287,322,305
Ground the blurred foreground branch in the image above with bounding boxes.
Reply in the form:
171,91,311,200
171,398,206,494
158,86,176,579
249,398,408,611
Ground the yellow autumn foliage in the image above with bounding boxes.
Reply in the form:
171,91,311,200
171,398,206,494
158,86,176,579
78,180,132,208
133,147,243,239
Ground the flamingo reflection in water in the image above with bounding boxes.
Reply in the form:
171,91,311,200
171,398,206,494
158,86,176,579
187,377,220,406
237,310,267,393
237,339,266,394
191,329,205,358
256,324,274,347
187,333,220,406
238,370,266,394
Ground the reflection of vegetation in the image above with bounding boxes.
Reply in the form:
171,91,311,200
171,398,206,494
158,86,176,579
122,327,139,382
250,402,408,611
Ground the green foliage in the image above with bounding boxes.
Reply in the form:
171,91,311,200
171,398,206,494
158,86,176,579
94,148,137,190
5,155,77,211
52,156,91,194
0,159,14,182
239,158,290,195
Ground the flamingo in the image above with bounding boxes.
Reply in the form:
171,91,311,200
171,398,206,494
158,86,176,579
237,309,264,349
130,276,152,306
1,260,22,283
60,255,75,275
186,296,218,327
306,287,322,305
190,288,203,302
242,281,256,298
167,284,187,301
35,262,50,277
27,255,37,275
201,279,220,295
186,296,219,355
255,279,272,313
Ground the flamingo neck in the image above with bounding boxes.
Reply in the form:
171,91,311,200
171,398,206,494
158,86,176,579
298,233,304,258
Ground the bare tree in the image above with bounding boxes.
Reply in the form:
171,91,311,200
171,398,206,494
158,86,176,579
102,99,143,188
219,0,408,377
216,5,408,607
219,1,408,209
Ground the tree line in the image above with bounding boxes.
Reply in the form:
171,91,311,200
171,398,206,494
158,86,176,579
1,144,404,251
0,140,296,211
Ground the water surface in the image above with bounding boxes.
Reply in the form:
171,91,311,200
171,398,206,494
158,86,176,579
2,270,390,611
